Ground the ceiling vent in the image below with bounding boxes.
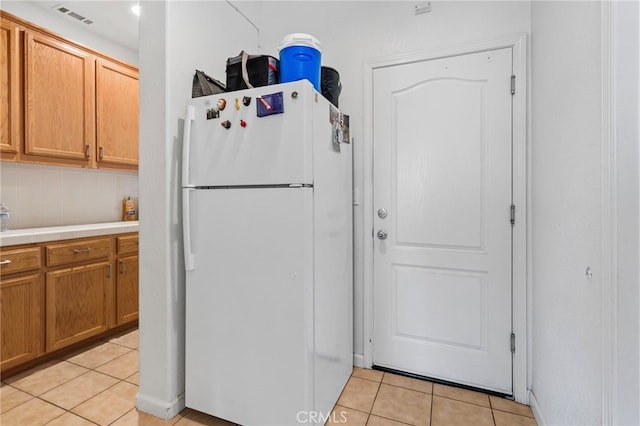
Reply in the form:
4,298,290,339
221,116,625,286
51,4,94,25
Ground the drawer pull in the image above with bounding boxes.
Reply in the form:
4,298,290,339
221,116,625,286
0,259,12,265
119,259,125,274
73,248,92,254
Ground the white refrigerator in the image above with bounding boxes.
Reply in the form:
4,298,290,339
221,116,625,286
182,81,353,425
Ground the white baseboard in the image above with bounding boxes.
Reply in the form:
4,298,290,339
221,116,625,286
528,390,547,426
353,353,365,368
136,391,185,420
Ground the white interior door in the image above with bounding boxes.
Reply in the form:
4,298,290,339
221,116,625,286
372,48,513,394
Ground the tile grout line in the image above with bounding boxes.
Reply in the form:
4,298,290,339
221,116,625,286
429,390,434,426
107,404,133,426
2,401,27,421
489,392,497,426
351,375,384,384
63,344,137,371
368,372,424,425
3,361,89,400
40,368,98,396
39,376,125,414
369,372,384,415
382,382,433,396
492,407,536,419
68,376,137,425
88,349,139,381
431,393,493,410
0,388,34,416
368,412,414,425
41,401,100,426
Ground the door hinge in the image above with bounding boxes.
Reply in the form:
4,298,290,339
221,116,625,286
511,332,516,353
511,75,516,95
510,204,516,226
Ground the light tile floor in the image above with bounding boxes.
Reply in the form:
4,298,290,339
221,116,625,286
0,328,537,426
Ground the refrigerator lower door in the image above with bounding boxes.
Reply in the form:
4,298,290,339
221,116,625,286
185,187,314,426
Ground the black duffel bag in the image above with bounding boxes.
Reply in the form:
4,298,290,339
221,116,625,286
226,51,279,92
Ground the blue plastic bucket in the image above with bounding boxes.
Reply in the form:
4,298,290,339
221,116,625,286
279,34,322,91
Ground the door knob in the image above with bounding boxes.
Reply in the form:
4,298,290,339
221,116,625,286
377,229,388,240
377,208,388,219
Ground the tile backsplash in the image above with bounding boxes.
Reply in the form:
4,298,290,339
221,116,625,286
0,163,139,229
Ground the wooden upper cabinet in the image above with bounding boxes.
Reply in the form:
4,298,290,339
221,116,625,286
24,30,95,164
0,13,138,171
96,59,139,167
0,18,20,159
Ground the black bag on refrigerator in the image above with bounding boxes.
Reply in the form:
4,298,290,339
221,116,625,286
226,51,279,91
192,69,226,98
321,66,342,108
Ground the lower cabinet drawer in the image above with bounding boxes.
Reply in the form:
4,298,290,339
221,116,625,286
46,238,112,267
0,247,42,275
116,235,139,255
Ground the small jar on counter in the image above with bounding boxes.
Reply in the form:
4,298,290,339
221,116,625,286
122,197,137,221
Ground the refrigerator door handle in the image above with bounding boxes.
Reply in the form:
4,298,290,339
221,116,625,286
182,105,196,188
183,187,196,271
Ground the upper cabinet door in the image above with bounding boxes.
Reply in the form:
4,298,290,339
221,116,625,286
96,59,139,167
1,18,20,158
24,31,95,163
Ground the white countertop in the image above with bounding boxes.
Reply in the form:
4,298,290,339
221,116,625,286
0,221,139,247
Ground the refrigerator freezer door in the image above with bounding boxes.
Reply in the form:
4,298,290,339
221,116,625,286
185,187,314,425
183,82,315,187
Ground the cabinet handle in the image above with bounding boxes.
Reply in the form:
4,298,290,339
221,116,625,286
0,259,12,265
119,259,125,274
106,264,112,278
99,146,104,160
73,248,92,254
85,144,91,158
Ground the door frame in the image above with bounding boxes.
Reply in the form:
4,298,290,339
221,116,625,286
362,33,529,403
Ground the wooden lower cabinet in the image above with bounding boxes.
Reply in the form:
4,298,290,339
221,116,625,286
116,255,139,325
0,273,43,371
1,232,137,375
45,261,112,352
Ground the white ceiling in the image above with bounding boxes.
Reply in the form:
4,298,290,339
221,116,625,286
31,1,139,50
